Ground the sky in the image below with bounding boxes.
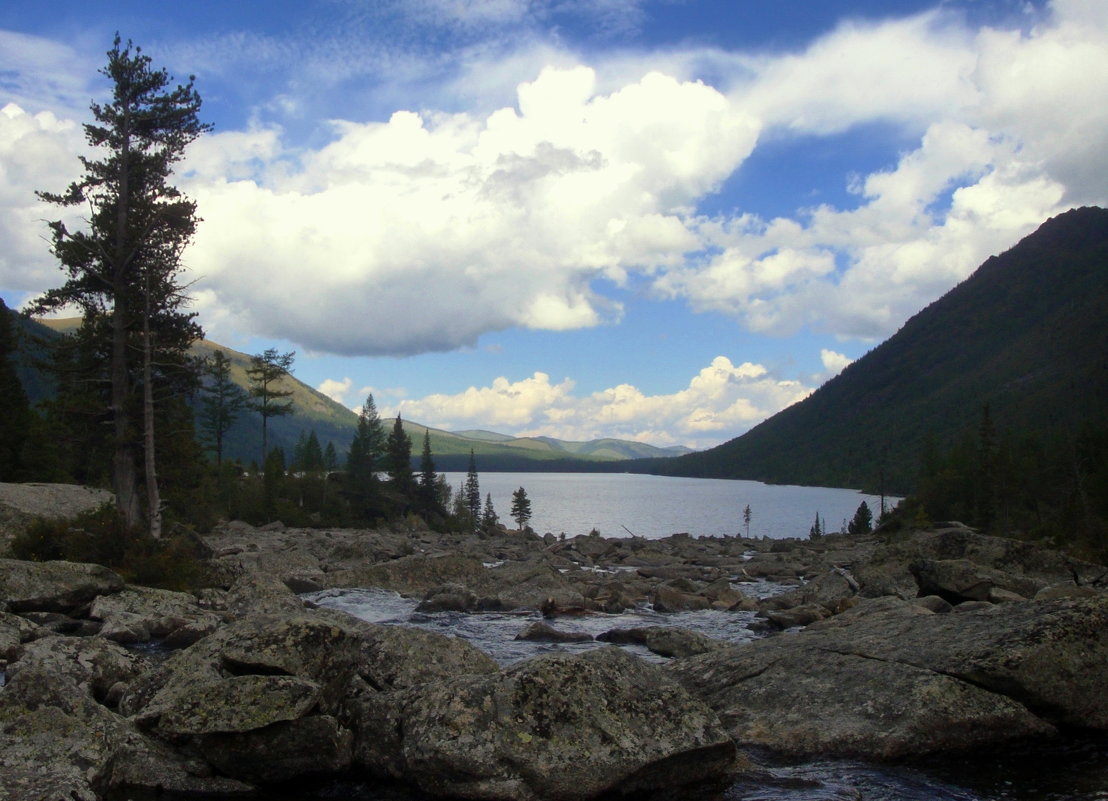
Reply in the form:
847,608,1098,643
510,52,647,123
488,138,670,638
1,0,1105,449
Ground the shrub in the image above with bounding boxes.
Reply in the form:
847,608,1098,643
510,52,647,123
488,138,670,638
10,504,213,590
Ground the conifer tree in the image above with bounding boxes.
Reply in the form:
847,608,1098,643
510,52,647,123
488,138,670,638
848,501,873,535
742,504,752,538
511,486,532,530
418,429,441,514
346,394,385,518
809,512,823,540
385,414,413,496
481,492,499,531
464,450,481,528
199,350,247,466
30,36,210,533
0,300,30,479
246,348,295,464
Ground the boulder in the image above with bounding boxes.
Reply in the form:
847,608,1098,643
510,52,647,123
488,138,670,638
121,608,499,735
761,602,831,629
671,596,1108,759
764,568,857,614
0,652,252,800
89,585,222,644
196,714,353,784
0,558,124,613
0,482,115,553
5,634,151,704
855,527,1107,599
909,558,1041,603
651,584,711,612
482,561,587,612
417,582,479,613
322,553,487,597
597,626,725,658
352,646,739,801
515,620,593,643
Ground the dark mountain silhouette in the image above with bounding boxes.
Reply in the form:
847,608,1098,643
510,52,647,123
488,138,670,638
633,207,1108,494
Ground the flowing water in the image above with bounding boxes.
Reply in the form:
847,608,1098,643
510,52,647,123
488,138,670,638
298,587,1108,801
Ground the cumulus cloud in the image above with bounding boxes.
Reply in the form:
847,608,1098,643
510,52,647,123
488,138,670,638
651,2,1100,341
317,376,354,405
1,0,1105,375
0,103,87,302
178,65,758,353
393,356,812,448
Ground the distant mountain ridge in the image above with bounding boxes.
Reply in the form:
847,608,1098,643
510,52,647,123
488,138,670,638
634,207,1108,493
9,319,689,469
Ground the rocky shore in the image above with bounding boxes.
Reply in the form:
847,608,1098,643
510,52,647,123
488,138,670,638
2,490,1107,800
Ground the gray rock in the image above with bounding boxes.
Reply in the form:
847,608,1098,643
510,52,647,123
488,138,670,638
354,646,738,801
121,608,499,737
225,571,306,616
197,714,353,784
0,652,252,801
5,632,151,703
651,584,711,612
855,528,1107,599
910,558,1041,603
417,582,479,612
764,569,857,614
597,626,725,658
89,585,222,644
0,558,124,613
515,620,593,643
671,596,1108,759
762,602,831,629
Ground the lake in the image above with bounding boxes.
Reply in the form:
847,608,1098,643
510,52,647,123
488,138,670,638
440,471,891,540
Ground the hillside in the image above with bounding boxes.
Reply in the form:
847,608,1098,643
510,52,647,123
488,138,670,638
636,207,1108,493
10,319,687,470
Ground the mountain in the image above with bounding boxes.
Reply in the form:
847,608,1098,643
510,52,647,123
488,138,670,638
635,207,1108,494
8,318,687,470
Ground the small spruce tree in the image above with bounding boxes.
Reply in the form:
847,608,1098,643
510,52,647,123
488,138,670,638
511,486,532,530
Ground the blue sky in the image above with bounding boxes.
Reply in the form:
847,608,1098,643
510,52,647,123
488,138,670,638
1,0,1105,448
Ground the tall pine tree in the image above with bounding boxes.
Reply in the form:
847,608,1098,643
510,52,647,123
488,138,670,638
30,36,209,534
345,394,385,520
246,348,295,464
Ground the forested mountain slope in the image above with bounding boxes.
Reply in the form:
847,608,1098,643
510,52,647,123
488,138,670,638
8,317,684,469
637,207,1108,494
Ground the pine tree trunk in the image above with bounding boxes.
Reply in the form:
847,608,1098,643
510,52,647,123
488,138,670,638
142,286,162,539
111,102,141,530
111,306,141,529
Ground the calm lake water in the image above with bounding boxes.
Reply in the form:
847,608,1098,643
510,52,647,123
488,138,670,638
441,471,891,540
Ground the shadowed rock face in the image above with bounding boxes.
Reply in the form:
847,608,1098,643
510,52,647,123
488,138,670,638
350,646,740,801
0,559,124,613
669,595,1108,759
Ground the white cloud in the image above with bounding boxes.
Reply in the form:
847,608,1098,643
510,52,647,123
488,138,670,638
318,376,354,405
819,349,852,380
1,0,1105,369
395,356,812,448
0,103,87,302
179,65,758,353
651,2,1100,341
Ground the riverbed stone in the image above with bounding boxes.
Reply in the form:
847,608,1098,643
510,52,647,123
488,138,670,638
515,620,593,643
671,595,1108,758
597,626,725,658
355,646,739,801
0,558,124,613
